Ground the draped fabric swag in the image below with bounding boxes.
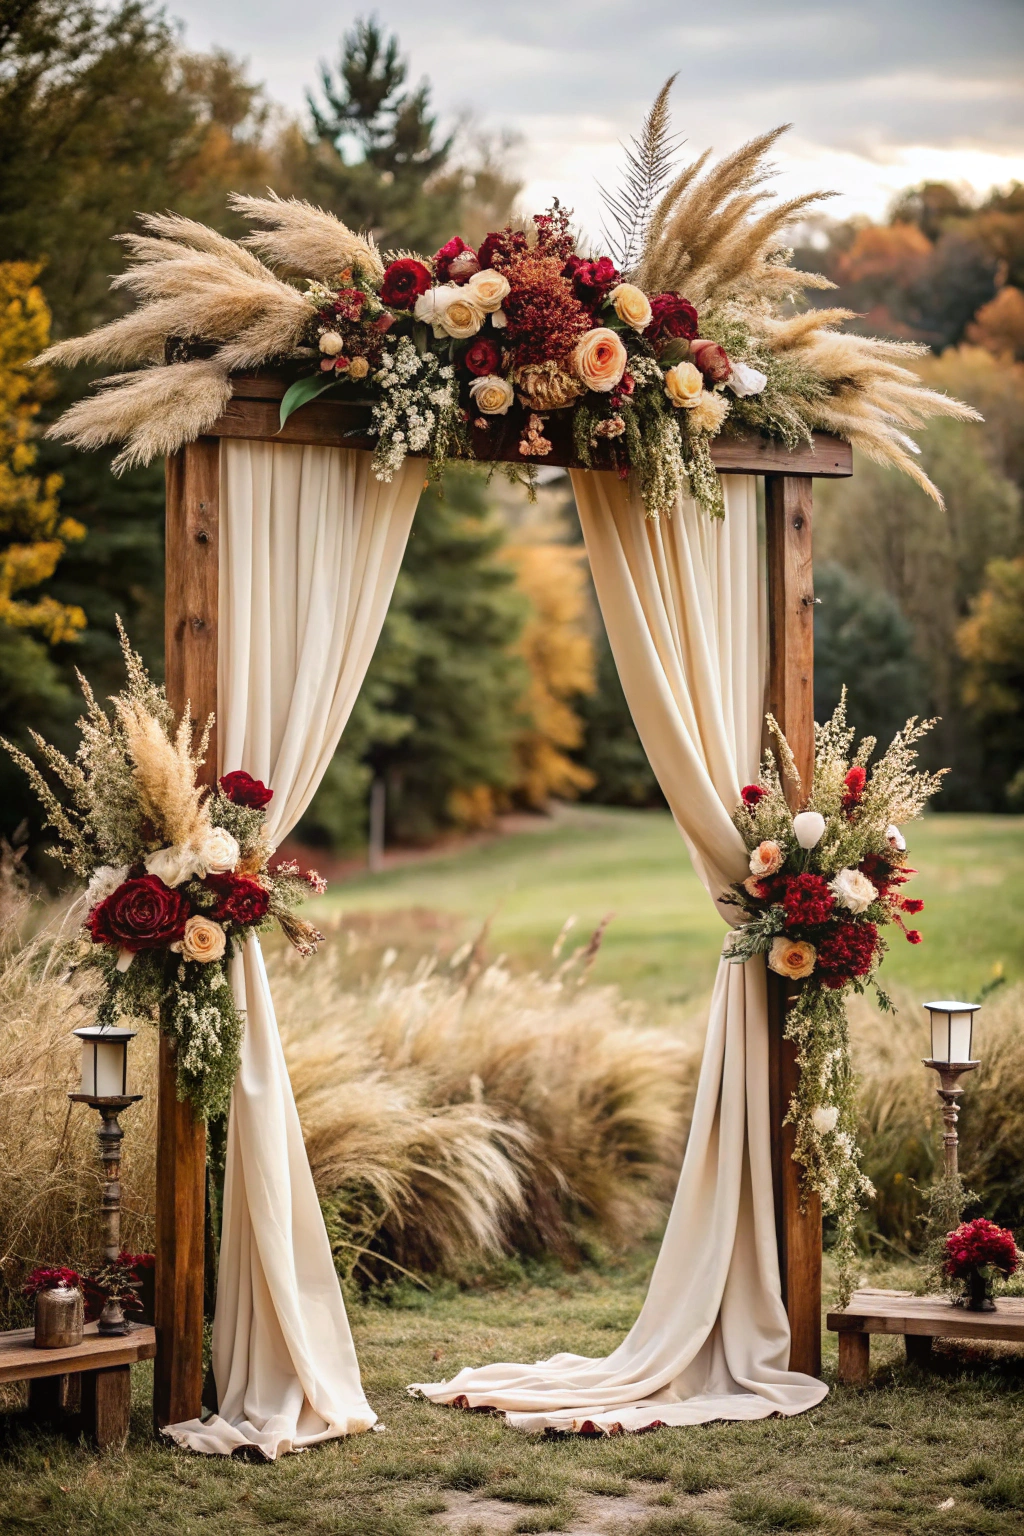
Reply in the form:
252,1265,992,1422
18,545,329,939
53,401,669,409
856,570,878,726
412,473,828,1431
164,441,424,1459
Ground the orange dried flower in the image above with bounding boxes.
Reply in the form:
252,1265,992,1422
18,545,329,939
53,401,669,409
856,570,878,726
502,254,591,368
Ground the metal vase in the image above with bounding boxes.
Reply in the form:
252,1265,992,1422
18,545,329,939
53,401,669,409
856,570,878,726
34,1285,84,1348
966,1267,997,1312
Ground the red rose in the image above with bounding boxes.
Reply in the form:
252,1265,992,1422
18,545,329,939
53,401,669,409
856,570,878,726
943,1219,1019,1279
688,339,732,384
434,235,479,284
648,293,699,342
563,254,620,306
87,874,189,952
782,873,835,927
842,764,867,814
815,921,879,987
219,770,273,810
204,873,270,927
379,258,432,309
462,336,502,377
741,784,766,810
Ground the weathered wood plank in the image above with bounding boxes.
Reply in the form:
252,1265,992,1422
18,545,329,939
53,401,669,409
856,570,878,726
0,1323,156,1385
81,1363,132,1451
156,439,219,1430
211,382,853,478
838,1331,870,1387
828,1291,1024,1342
764,471,822,1380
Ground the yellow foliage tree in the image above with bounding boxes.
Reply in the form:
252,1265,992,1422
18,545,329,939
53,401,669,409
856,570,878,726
0,262,85,645
507,541,596,809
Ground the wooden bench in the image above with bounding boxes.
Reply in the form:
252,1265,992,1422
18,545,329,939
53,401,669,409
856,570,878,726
827,1287,1024,1385
0,1321,156,1449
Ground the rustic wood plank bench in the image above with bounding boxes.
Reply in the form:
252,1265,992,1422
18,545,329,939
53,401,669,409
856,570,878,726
0,1321,156,1449
827,1287,1024,1385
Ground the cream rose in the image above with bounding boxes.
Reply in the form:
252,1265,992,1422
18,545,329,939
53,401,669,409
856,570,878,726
768,937,816,980
886,823,907,852
469,375,514,416
812,1105,839,1135
85,864,130,910
178,915,227,964
608,283,652,332
572,327,628,393
415,284,485,338
663,360,703,408
319,331,344,356
831,866,877,914
749,840,784,878
194,826,240,877
466,269,511,313
727,360,768,398
145,844,200,888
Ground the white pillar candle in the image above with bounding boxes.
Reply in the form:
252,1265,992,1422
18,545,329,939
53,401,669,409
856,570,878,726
926,1001,978,1064
81,1038,126,1097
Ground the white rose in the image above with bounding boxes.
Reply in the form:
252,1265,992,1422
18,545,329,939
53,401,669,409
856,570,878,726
812,1106,839,1135
727,361,768,398
414,284,484,339
194,826,240,877
469,375,514,415
831,867,878,914
145,844,201,888
886,824,907,852
466,269,510,313
85,864,130,910
792,811,826,849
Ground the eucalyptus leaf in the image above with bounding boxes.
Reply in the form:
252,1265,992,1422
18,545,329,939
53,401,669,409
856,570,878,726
279,373,339,429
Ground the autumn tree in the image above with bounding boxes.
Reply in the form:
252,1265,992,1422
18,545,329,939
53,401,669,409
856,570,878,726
958,556,1024,806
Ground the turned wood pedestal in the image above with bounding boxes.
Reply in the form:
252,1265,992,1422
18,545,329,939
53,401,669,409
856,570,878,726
827,1288,1024,1386
0,1322,156,1450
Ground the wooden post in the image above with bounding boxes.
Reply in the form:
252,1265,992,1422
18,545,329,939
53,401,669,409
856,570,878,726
764,474,823,1378
155,438,220,1428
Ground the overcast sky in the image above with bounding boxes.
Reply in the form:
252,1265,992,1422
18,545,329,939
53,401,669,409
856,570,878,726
169,0,1024,238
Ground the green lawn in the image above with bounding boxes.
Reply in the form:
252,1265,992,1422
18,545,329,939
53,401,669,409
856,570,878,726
315,808,1024,1015
3,1252,1022,1535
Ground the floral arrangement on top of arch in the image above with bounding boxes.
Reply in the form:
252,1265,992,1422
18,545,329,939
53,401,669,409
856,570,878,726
39,80,978,518
726,696,945,1303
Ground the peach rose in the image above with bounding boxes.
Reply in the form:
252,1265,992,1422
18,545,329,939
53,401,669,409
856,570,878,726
177,915,227,964
466,269,511,313
572,327,628,393
749,840,784,878
663,360,703,408
608,283,653,332
768,937,816,980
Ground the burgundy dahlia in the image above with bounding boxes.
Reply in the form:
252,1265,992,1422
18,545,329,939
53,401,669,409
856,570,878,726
205,873,270,927
782,873,835,927
379,258,432,309
219,770,273,809
648,292,699,342
741,784,767,810
815,921,879,987
87,875,189,952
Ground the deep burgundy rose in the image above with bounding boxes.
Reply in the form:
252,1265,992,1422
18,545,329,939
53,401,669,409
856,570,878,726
689,339,732,384
434,235,479,284
462,336,502,377
379,258,432,309
219,770,273,809
943,1219,1019,1280
741,784,766,810
648,292,699,342
563,254,620,306
842,764,867,814
87,875,189,952
205,873,270,927
782,873,835,928
815,920,879,987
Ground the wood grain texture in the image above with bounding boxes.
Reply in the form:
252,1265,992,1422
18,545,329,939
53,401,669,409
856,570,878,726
838,1331,870,1387
827,1290,1024,1342
211,379,853,477
764,472,823,1380
0,1323,156,1384
157,438,219,1429
81,1363,132,1450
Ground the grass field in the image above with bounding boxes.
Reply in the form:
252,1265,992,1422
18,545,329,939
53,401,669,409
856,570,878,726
315,808,1024,1016
2,1252,1023,1536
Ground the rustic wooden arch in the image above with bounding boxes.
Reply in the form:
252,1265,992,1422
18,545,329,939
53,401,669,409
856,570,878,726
156,369,852,1429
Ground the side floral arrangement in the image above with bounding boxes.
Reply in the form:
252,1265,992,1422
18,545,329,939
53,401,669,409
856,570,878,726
726,696,945,1302
943,1218,1021,1311
2,625,326,1119
38,82,977,516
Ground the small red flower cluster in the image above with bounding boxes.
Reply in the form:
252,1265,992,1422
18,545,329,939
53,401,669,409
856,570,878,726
22,1266,80,1298
943,1219,1020,1279
816,921,880,987
783,873,835,927
842,765,867,815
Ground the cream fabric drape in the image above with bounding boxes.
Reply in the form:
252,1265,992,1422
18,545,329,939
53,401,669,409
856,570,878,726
165,441,423,1459
412,473,827,1432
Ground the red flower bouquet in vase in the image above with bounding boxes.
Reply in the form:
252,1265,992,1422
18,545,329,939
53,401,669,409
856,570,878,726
943,1219,1021,1311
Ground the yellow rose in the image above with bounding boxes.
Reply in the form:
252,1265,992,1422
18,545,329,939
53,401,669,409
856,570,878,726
469,375,514,415
609,283,652,332
466,269,511,313
572,327,627,393
664,361,704,408
178,915,227,964
768,937,816,980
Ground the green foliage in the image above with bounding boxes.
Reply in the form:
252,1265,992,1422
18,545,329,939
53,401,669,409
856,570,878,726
814,562,924,752
958,555,1024,806
575,622,664,809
